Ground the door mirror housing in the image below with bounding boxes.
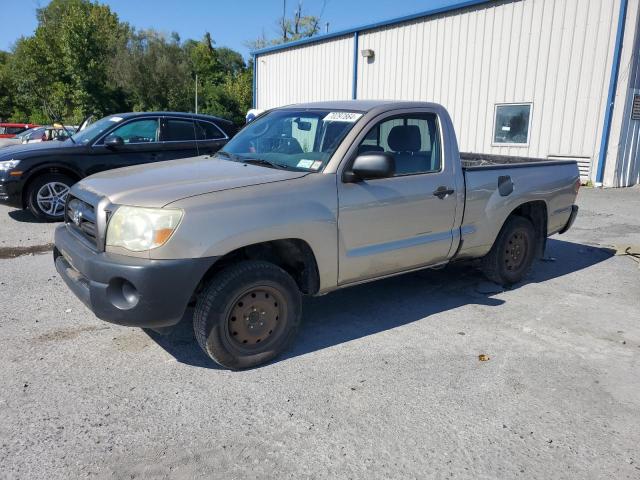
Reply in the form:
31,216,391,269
345,152,395,182
104,135,124,148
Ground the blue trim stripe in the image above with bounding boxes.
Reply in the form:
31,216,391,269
352,32,359,100
252,54,257,108
251,0,494,56
596,0,628,184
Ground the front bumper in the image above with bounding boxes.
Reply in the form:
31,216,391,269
558,205,579,234
0,175,23,208
54,225,218,328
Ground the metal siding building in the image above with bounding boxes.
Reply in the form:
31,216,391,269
253,0,640,187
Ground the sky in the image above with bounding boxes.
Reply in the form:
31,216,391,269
1,0,459,58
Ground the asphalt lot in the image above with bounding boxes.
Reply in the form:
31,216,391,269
1,187,639,479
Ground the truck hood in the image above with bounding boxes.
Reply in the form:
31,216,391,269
75,155,310,207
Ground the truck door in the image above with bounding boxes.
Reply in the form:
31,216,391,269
337,112,457,284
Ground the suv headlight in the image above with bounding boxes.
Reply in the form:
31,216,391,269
106,206,183,252
0,159,20,171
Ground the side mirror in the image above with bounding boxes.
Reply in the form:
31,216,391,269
104,135,124,148
345,152,395,182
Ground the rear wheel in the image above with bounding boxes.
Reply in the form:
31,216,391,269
193,261,302,370
481,216,536,286
26,173,73,221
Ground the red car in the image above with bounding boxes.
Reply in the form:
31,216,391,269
0,123,39,138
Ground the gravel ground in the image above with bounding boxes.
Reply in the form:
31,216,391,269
0,187,639,479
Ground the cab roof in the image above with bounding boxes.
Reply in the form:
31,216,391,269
277,100,442,113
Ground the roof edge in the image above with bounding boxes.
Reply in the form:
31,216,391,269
251,0,495,56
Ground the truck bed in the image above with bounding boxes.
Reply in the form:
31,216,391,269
456,152,579,260
460,152,577,170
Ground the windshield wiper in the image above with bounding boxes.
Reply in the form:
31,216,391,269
215,151,290,170
241,158,290,170
214,150,236,160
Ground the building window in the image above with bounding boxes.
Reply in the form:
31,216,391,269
632,95,640,120
493,103,532,146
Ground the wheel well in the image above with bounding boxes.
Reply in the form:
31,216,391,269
21,166,81,208
507,201,548,257
195,239,321,297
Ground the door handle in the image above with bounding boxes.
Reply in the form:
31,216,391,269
433,186,455,199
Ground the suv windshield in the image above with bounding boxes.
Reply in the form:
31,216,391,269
221,109,363,171
70,115,125,144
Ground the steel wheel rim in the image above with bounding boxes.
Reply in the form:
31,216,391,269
225,285,287,352
36,182,69,216
504,229,529,271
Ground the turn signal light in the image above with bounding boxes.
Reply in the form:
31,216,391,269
153,228,175,246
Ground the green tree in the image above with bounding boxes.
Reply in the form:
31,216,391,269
185,33,252,124
199,66,253,125
9,0,129,122
217,47,246,76
111,30,193,112
0,51,15,120
1,0,252,126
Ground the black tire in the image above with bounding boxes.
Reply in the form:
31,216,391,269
26,173,74,221
481,215,536,286
193,261,302,370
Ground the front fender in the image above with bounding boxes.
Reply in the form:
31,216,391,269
152,174,340,291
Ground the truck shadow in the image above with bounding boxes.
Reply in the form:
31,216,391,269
8,209,47,223
145,238,615,369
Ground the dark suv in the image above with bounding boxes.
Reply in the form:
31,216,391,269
0,112,236,220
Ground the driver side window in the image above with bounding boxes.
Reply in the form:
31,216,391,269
358,114,441,176
106,119,159,144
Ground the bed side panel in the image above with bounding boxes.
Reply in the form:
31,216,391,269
458,163,579,259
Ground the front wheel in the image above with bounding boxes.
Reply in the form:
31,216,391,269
193,261,302,370
26,173,73,221
481,216,536,286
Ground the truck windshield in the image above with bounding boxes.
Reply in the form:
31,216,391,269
220,109,363,171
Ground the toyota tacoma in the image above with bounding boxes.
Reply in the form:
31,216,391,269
53,101,580,369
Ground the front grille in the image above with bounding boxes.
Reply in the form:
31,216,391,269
65,196,98,247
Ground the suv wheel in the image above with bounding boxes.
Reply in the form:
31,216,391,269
481,215,536,286
193,261,302,370
26,173,73,221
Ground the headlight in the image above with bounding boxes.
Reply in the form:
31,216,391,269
0,159,20,171
106,206,183,252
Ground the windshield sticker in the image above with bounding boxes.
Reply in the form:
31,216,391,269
323,112,363,123
311,161,323,171
297,159,315,169
109,116,123,122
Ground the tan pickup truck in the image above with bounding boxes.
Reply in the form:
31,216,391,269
53,101,580,369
